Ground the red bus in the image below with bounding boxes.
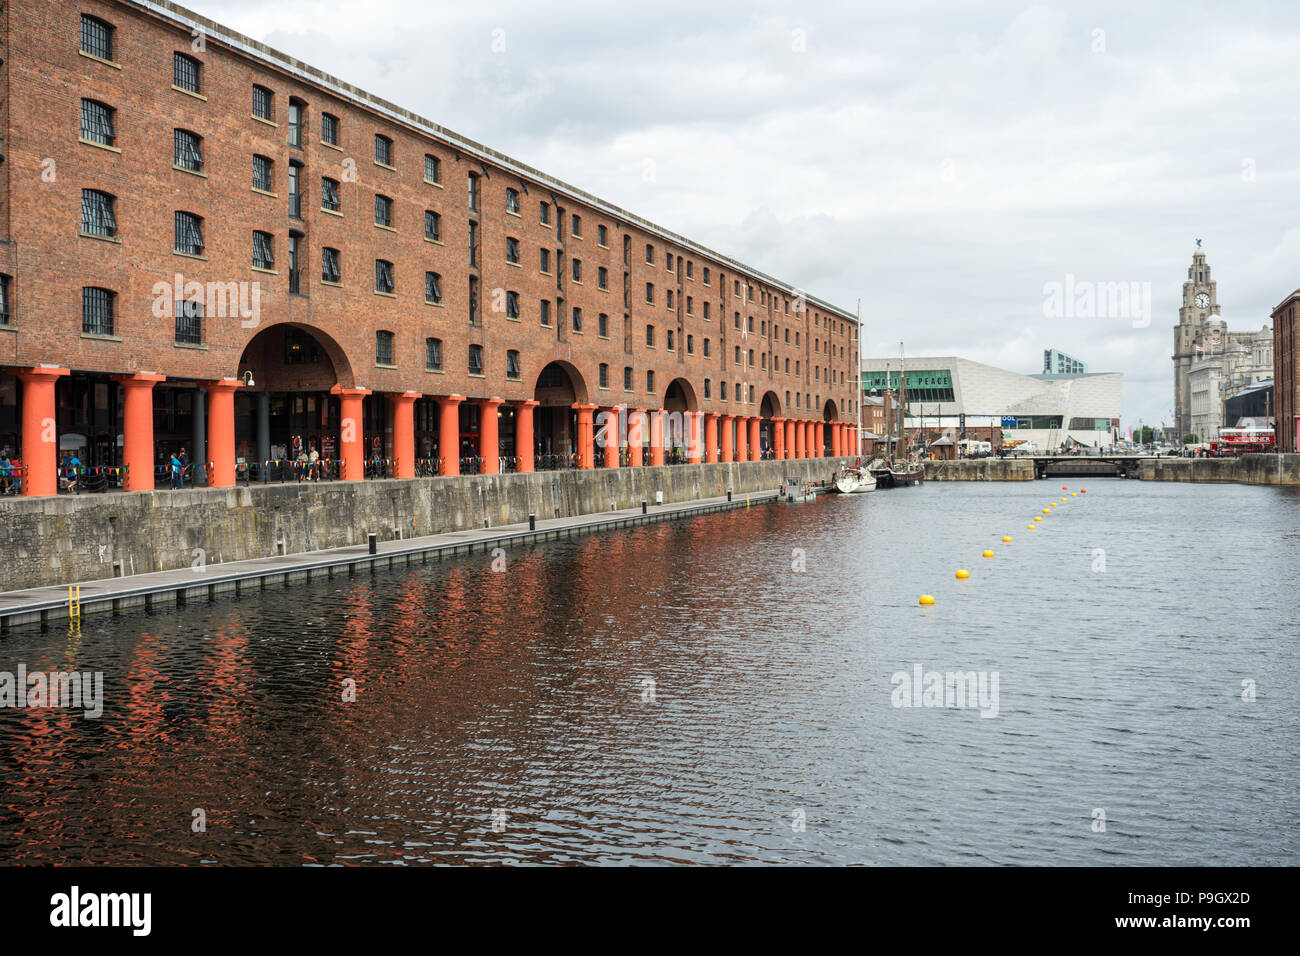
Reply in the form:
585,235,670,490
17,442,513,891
1210,426,1275,456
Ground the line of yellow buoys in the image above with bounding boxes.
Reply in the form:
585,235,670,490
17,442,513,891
922,484,1088,605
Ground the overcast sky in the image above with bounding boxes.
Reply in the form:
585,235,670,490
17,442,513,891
198,0,1300,428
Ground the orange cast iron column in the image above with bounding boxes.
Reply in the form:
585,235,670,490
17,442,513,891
16,366,70,497
205,378,243,488
798,420,808,458
650,410,665,466
734,414,748,462
704,413,719,463
719,414,733,463
331,385,370,481
748,416,761,461
437,394,463,476
513,400,537,472
687,412,703,464
815,421,825,458
478,398,503,474
391,391,420,479
805,421,815,458
628,409,645,467
115,372,165,492
773,417,786,460
573,403,596,469
601,406,620,468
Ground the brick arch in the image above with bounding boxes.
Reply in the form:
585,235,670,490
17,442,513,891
533,359,590,406
236,322,357,390
663,377,698,413
823,399,840,422
760,390,782,419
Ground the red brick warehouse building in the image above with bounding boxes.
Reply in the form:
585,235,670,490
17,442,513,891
0,0,861,497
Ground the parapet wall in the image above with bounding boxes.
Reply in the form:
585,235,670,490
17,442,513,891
922,459,1036,481
0,459,849,592
1139,454,1300,485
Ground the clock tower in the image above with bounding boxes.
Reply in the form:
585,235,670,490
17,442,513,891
1173,243,1221,437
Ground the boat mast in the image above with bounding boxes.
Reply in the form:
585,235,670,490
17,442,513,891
898,342,906,458
856,298,862,461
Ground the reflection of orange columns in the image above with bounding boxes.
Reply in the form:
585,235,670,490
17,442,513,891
391,391,419,479
16,366,70,497
748,417,761,461
650,410,665,466
628,409,645,467
114,372,165,492
331,385,370,481
795,419,806,458
573,403,596,469
436,394,463,476
773,417,786,460
719,414,733,463
687,412,703,464
601,406,620,468
815,422,825,458
205,378,243,487
704,413,719,463
479,398,503,474
513,400,537,472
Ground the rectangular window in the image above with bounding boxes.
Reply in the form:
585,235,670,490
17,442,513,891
667,330,675,350
0,274,9,325
647,370,655,392
173,52,201,94
598,313,608,337
704,267,710,284
82,287,115,336
646,244,654,264
572,259,582,282
571,213,581,237
174,129,203,171
175,298,203,345
540,202,551,224
426,272,443,304
424,154,440,183
322,247,341,283
506,188,520,214
253,231,274,270
572,307,583,332
667,290,674,309
506,237,520,264
375,134,393,166
375,194,393,227
468,173,480,211
174,212,204,256
624,367,633,390
506,290,520,318
426,338,443,371
599,363,609,389
540,248,550,273
321,113,340,146
646,325,655,346
507,350,521,380
598,267,608,290
687,334,694,354
597,224,608,246
321,177,340,212
80,189,117,237
425,210,441,241
253,154,273,192
468,344,484,375
375,259,394,294
252,85,273,121
376,330,394,365
80,100,115,146
540,299,551,326
81,15,113,60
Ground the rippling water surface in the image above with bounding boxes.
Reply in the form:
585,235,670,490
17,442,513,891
1,480,1296,865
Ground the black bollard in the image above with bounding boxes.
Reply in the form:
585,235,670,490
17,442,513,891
727,490,733,501
641,500,647,514
367,533,377,555
528,513,536,531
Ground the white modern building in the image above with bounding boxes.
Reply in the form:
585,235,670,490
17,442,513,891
862,356,1123,452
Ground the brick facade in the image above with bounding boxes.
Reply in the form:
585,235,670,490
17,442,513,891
0,0,859,492
1272,291,1299,454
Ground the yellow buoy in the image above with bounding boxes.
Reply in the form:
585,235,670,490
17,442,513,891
1042,509,1051,514
1002,536,1013,542
982,550,994,558
1027,525,1036,530
955,569,969,579
1071,492,1078,497
1034,516,1043,522
919,594,935,605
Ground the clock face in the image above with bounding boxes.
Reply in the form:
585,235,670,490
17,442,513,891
1194,292,1210,308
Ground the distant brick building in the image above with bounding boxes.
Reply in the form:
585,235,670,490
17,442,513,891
0,0,858,495
1272,290,1299,453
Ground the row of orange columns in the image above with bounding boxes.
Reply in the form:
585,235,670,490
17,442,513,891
5,366,858,496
